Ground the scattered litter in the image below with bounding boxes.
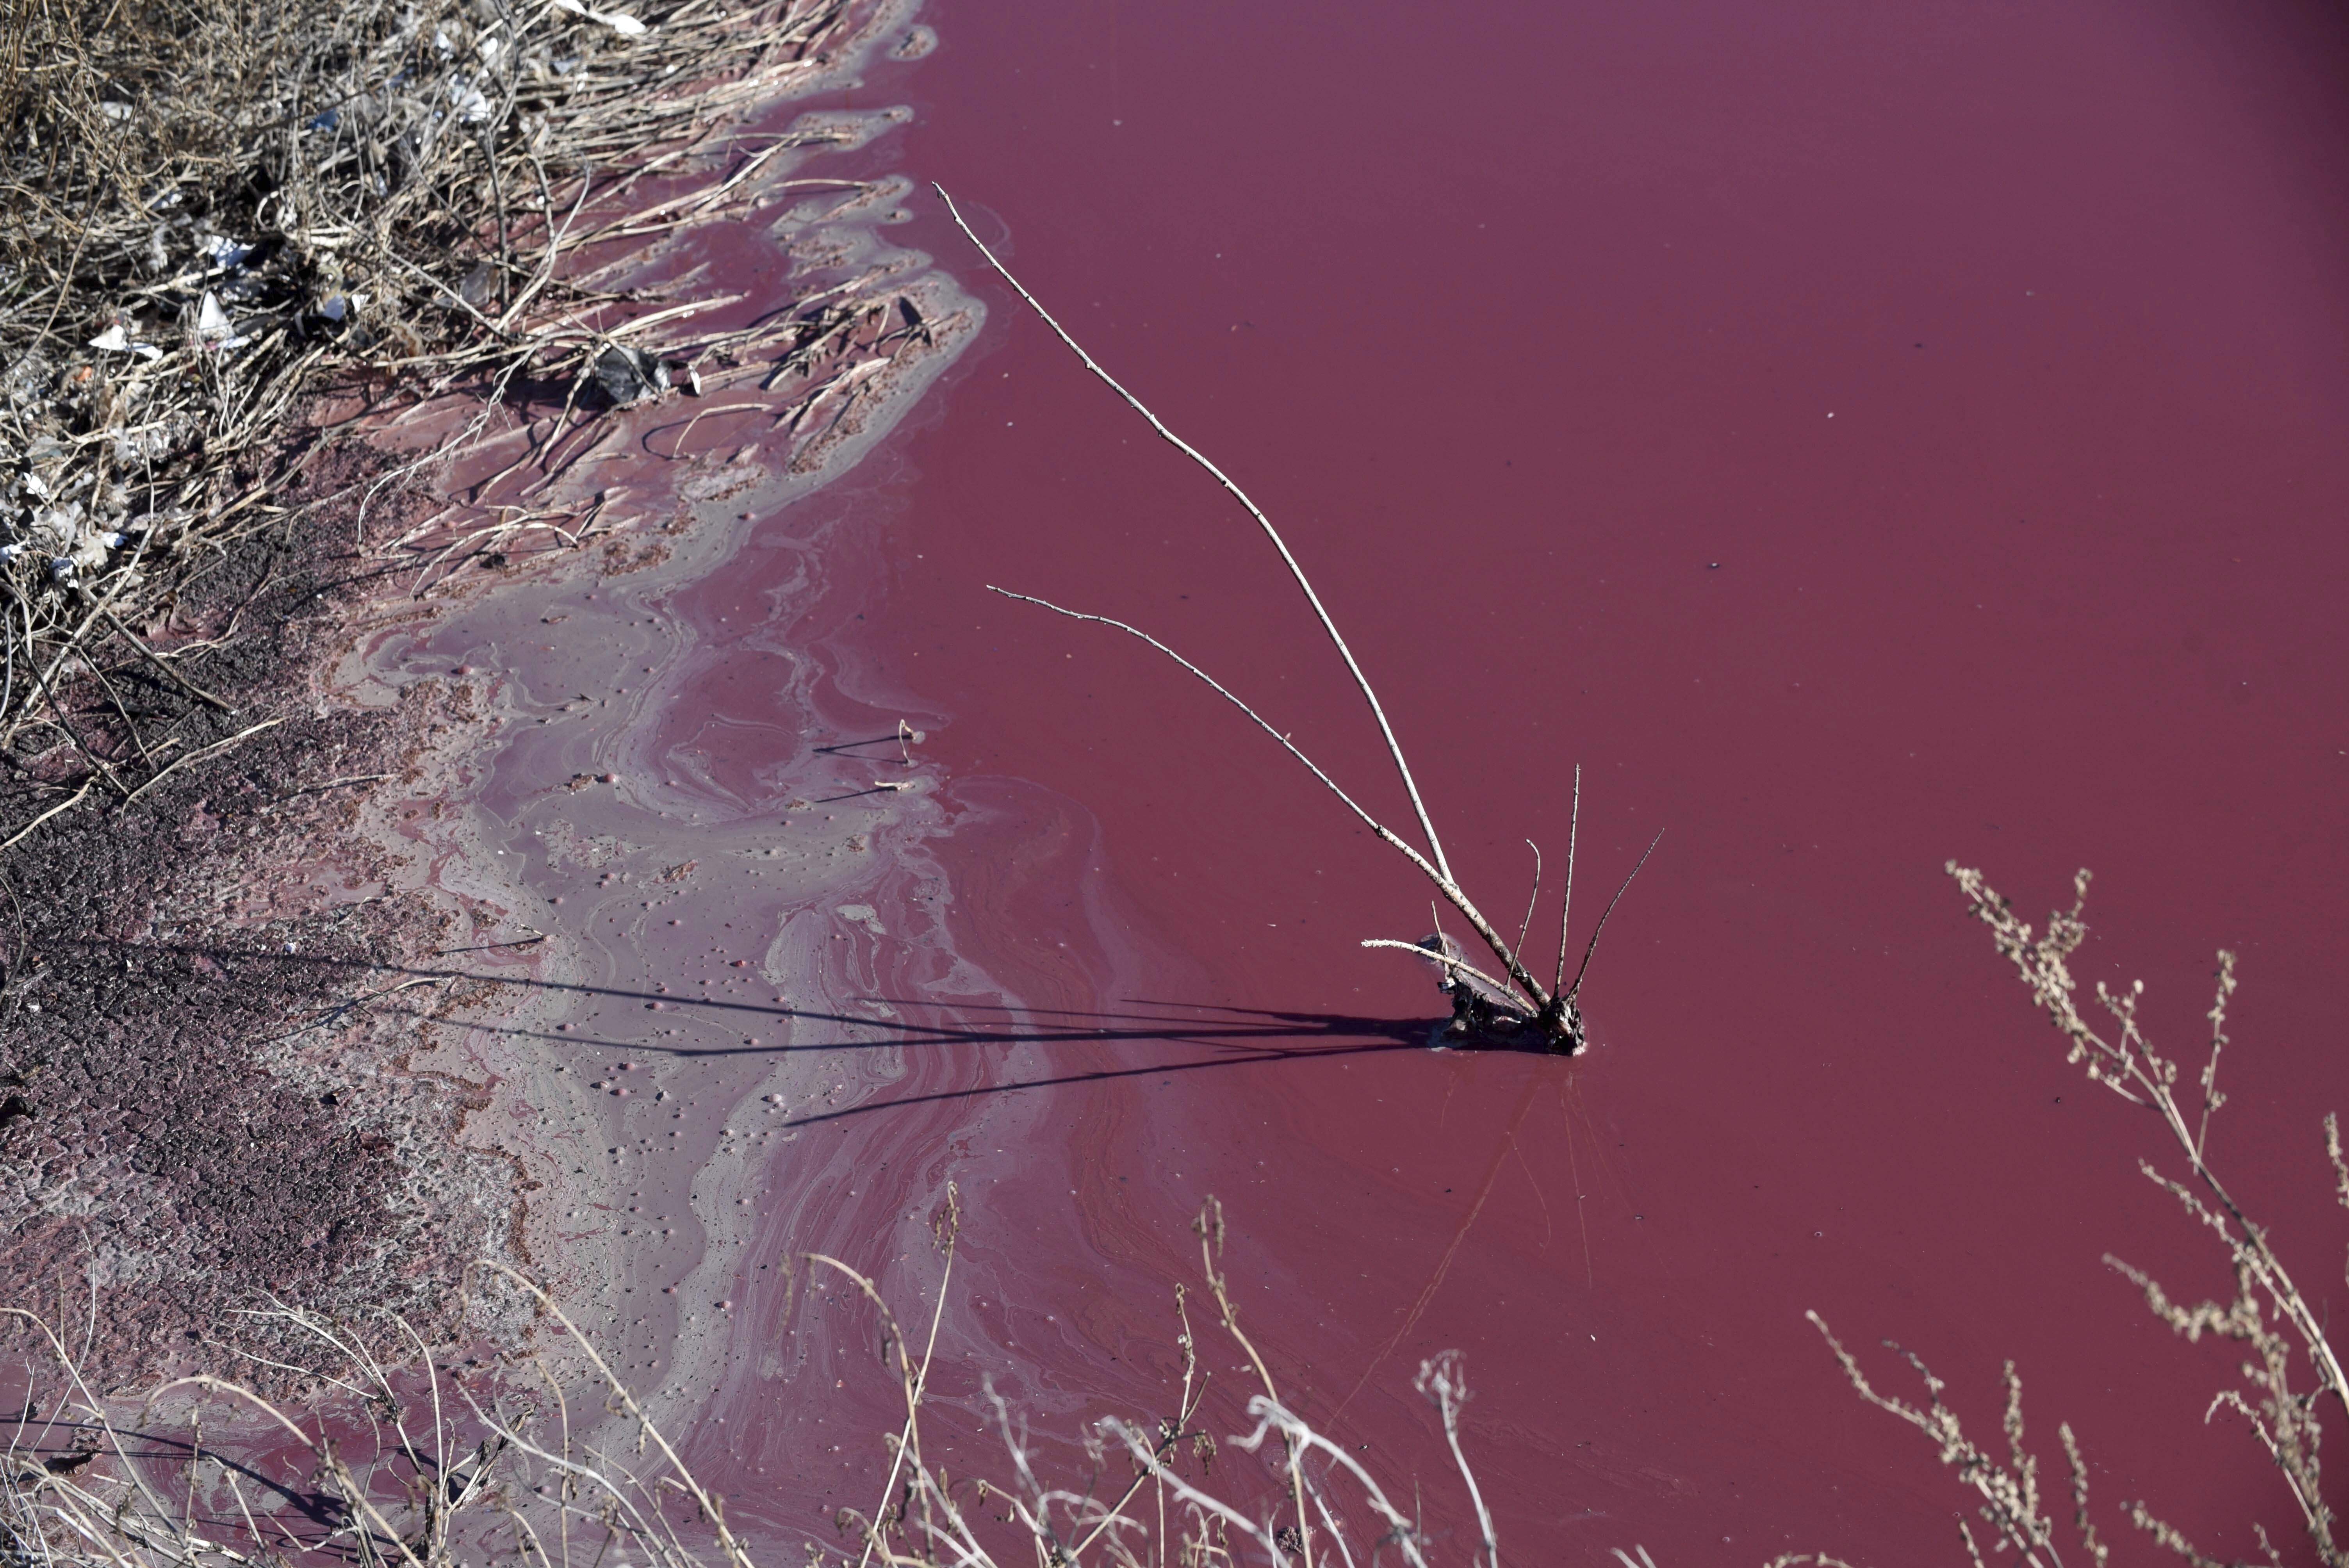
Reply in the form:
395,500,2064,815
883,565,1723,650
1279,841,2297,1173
448,76,491,123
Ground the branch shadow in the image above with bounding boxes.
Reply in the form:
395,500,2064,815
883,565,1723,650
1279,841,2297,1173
66,938,1512,1135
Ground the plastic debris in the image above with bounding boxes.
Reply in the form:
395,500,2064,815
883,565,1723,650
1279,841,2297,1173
593,345,668,405
552,0,649,34
201,234,253,271
194,291,248,351
449,77,490,123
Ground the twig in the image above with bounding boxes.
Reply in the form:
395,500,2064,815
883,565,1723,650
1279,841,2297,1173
1565,828,1664,1002
937,184,1455,884
0,778,96,855
119,716,284,807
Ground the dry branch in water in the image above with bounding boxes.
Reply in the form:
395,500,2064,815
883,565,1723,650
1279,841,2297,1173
1802,865,2349,1568
939,187,1656,1053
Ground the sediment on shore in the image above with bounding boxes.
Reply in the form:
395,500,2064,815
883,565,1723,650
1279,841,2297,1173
0,0,971,1388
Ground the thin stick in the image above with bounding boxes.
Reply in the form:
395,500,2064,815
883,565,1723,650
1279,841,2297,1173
850,1185,961,1568
119,717,285,807
1512,839,1542,987
1358,939,1512,999
1565,829,1664,1001
1554,764,1581,995
0,778,94,855
988,586,1544,1003
97,603,234,711
938,184,1457,886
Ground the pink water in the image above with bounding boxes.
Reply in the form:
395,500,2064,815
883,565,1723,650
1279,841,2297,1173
408,0,2349,1562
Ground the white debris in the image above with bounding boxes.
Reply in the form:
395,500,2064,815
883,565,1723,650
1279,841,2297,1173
449,76,490,123
552,0,649,34
201,233,253,271
193,291,248,351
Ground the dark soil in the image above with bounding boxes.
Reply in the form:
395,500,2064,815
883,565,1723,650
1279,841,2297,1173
0,431,520,1393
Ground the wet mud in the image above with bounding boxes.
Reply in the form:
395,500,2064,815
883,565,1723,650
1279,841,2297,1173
0,446,523,1388
0,3,977,1402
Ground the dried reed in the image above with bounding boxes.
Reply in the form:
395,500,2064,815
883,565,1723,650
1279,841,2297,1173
820,1193,1541,1568
4,1265,752,1568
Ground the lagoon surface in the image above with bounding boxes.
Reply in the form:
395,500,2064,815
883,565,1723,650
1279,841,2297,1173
494,1,2349,1560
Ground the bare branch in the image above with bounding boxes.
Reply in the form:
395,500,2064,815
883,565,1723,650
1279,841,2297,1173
936,184,1457,886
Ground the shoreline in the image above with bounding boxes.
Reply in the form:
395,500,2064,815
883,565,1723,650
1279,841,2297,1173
0,0,982,1404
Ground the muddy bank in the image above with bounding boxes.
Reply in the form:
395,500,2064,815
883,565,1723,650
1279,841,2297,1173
0,11,978,1398
0,454,519,1387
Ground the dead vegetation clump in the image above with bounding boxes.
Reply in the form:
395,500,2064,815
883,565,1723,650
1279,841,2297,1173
3,1200,1641,1568
0,0,934,846
4,1265,761,1568
1793,865,2349,1568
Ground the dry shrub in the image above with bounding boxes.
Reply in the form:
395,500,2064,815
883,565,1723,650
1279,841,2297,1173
816,1194,1510,1568
1794,865,2347,1568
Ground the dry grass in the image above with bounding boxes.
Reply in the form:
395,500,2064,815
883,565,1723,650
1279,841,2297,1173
818,1194,1511,1568
4,1197,1612,1568
1796,864,2347,1568
0,0,930,845
4,1264,755,1568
